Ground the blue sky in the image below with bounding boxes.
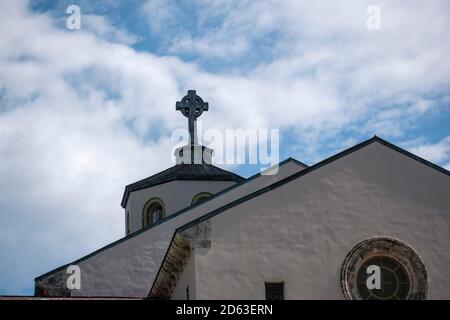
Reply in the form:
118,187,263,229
0,0,449,295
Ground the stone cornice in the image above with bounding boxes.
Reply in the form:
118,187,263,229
149,221,211,299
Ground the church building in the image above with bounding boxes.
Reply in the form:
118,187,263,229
35,91,450,300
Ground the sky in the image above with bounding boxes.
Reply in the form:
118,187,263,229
0,0,449,295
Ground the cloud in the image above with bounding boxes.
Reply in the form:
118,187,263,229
0,0,183,294
168,33,250,58
142,0,450,149
142,0,181,33
83,14,141,45
409,136,450,164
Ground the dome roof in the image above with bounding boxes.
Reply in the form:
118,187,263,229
121,163,244,208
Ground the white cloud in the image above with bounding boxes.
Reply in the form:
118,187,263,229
142,0,181,33
0,1,183,293
169,33,250,58
409,136,450,164
143,0,450,164
83,14,141,45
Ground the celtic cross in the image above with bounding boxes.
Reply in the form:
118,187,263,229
176,90,209,146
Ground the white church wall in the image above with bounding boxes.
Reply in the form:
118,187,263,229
172,254,196,300
127,180,235,233
192,142,450,299
39,160,305,297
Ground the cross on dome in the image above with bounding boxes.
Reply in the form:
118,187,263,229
176,90,209,146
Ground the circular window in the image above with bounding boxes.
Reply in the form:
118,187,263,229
341,237,427,300
356,256,410,300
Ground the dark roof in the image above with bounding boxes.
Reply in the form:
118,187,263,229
121,164,245,208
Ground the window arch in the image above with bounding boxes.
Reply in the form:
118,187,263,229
191,192,212,205
142,198,165,228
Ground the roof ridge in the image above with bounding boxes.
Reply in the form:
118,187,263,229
125,165,179,189
286,157,309,167
372,135,449,176
121,163,245,208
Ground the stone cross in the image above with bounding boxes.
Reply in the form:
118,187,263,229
176,90,209,146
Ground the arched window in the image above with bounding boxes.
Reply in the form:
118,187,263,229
143,198,165,228
191,192,212,205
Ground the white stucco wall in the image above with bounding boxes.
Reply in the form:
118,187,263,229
172,254,196,300
38,160,305,297
190,142,450,299
126,180,235,234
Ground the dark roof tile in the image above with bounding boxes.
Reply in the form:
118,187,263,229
121,164,244,208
